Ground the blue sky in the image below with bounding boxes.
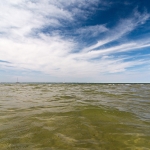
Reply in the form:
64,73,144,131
0,0,150,83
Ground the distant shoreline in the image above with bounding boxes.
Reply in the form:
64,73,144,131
0,82,150,84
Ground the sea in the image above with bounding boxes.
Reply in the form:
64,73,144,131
0,83,150,150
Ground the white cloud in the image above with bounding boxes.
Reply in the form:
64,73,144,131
0,0,150,82
0,0,73,39
76,25,108,37
82,10,150,52
82,41,150,59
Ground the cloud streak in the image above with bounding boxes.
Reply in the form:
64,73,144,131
82,10,150,52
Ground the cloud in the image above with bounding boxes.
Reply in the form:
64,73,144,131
0,0,73,39
81,41,150,59
0,0,150,82
82,10,150,52
0,60,10,63
76,25,108,37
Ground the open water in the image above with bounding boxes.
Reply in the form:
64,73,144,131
0,83,150,150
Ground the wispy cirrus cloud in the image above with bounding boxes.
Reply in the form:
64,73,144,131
82,10,150,52
76,25,108,37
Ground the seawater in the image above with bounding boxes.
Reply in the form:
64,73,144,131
0,83,150,150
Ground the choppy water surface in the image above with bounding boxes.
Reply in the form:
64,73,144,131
0,83,150,150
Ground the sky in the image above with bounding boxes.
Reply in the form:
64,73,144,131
0,0,150,83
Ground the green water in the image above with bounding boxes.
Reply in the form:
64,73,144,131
0,84,150,150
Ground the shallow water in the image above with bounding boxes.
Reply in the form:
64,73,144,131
0,83,150,149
